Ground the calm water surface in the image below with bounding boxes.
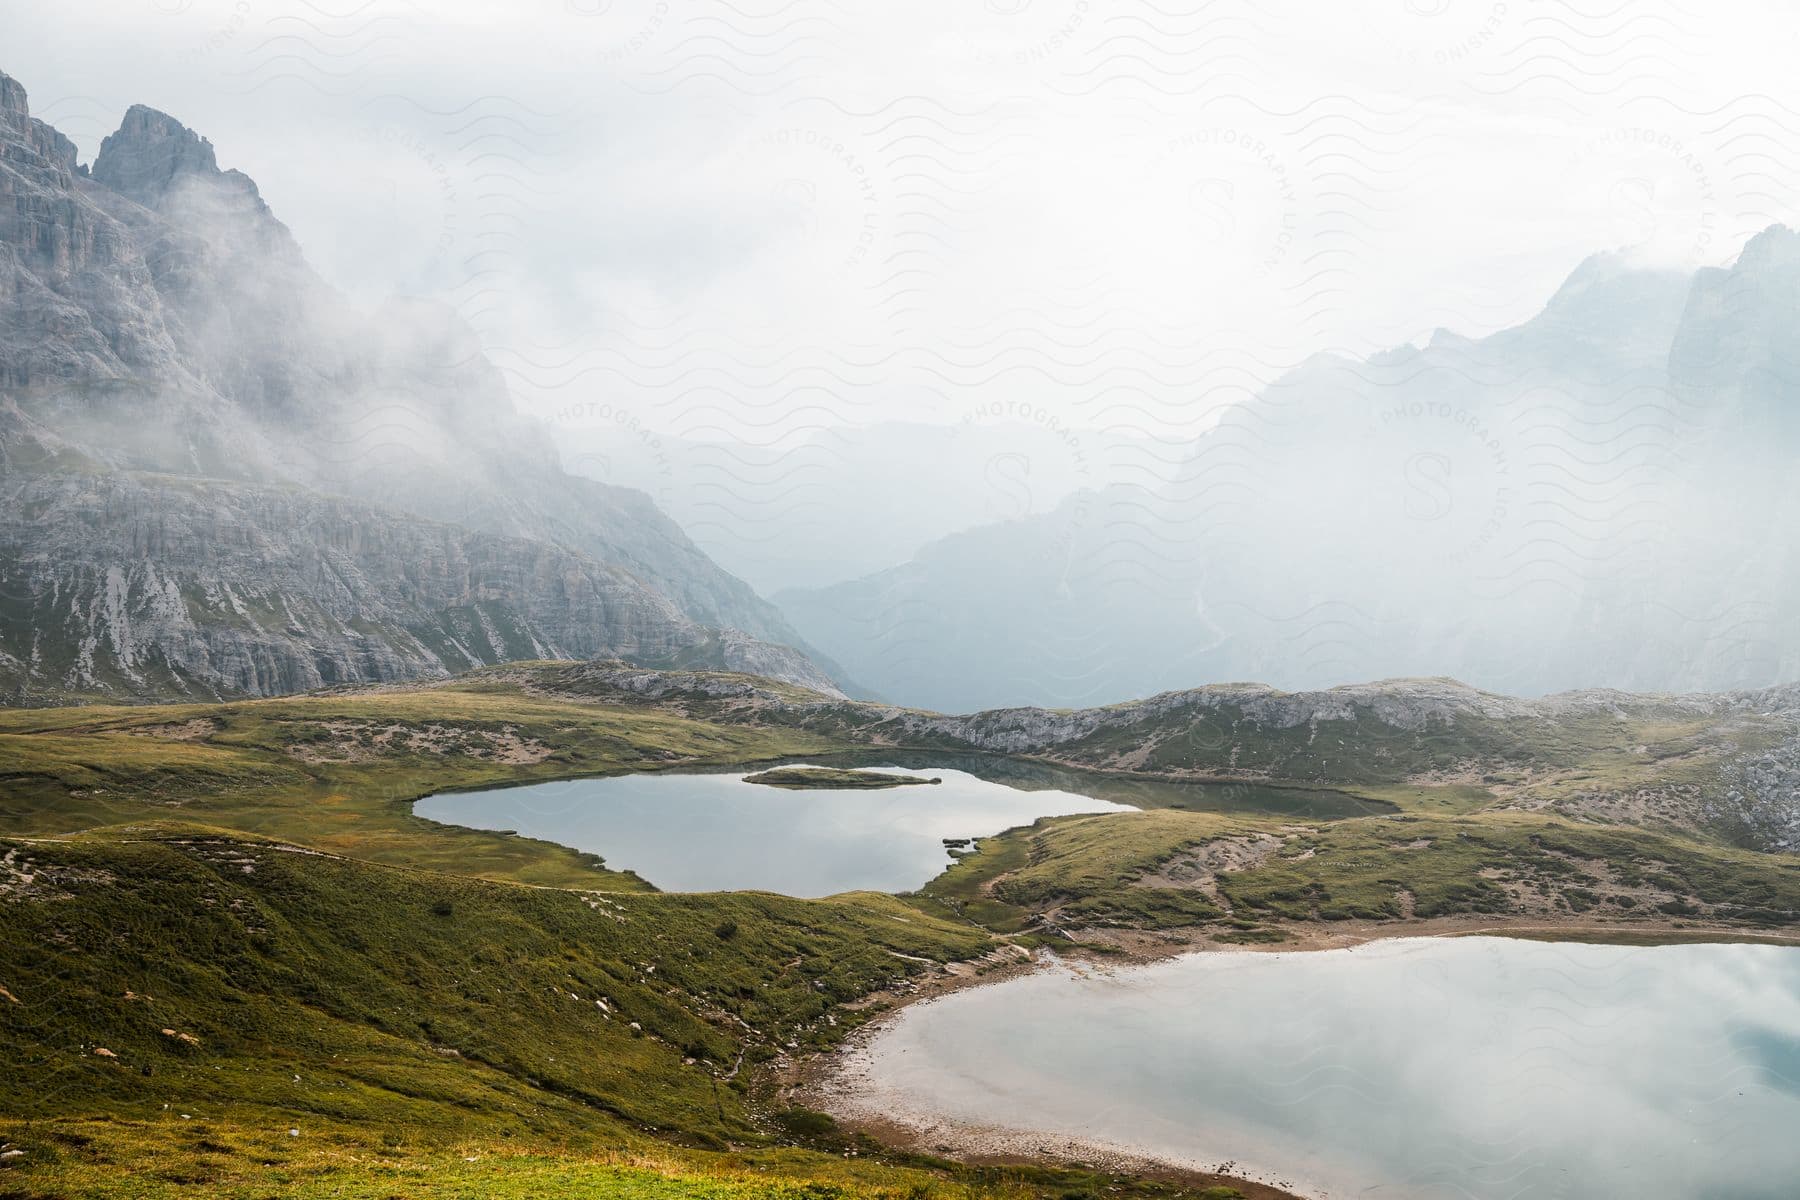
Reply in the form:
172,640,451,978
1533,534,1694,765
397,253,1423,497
415,763,1135,895
832,937,1800,1199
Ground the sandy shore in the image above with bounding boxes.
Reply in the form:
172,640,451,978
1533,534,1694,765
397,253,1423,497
784,916,1800,1200
811,1041,1320,1199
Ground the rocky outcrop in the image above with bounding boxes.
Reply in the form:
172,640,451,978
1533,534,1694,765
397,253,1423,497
511,664,1741,751
0,68,843,702
872,676,1708,753
490,659,824,704
92,105,233,207
0,79,181,391
1709,733,1800,852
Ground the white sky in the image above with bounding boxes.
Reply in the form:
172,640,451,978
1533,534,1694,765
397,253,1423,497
9,0,1800,449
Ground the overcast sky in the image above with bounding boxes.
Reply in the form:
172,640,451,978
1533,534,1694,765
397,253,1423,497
9,0,1800,449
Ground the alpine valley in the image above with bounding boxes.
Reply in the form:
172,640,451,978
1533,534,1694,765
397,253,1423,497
3,59,1799,1200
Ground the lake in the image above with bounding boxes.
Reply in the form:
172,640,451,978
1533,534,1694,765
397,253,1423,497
414,762,1136,895
825,936,1800,1199
844,751,1385,820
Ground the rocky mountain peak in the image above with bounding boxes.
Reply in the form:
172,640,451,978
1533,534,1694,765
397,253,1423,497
92,104,223,206
1731,223,1800,274
1669,222,1800,404
0,70,27,122
1524,247,1691,359
0,69,81,179
0,64,846,702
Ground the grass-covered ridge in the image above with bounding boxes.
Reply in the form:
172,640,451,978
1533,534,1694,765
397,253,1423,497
4,662,1799,1198
917,807,1800,940
463,661,1800,852
0,824,1283,1199
11,660,1784,861
0,682,845,887
0,826,985,1143
3,662,1796,944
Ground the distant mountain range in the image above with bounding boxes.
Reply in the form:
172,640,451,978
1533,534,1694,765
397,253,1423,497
560,419,1159,594
0,69,843,703
778,230,1800,712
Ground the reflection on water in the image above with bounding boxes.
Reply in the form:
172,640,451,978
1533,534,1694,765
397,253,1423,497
825,750,1385,820
836,937,1800,1199
415,764,1135,896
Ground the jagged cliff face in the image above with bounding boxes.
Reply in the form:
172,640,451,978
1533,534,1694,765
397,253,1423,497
0,70,842,703
0,472,797,701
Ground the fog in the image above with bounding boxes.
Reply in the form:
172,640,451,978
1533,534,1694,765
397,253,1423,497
12,1,1797,432
8,0,1800,707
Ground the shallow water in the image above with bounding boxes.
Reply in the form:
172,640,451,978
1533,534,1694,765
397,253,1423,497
415,763,1135,895
832,936,1800,1199
843,751,1383,820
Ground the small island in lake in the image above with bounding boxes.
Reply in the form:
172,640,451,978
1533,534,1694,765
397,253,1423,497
742,767,942,789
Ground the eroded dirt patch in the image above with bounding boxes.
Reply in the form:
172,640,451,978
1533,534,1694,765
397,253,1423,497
125,718,220,742
283,720,553,765
1132,833,1284,907
0,847,115,902
1529,784,1710,838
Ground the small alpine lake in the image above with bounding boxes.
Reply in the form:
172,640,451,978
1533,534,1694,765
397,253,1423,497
821,935,1800,1199
413,754,1378,896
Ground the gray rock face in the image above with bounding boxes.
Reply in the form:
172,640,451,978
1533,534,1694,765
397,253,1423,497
0,81,174,392
0,472,684,700
492,660,818,704
92,105,226,206
1713,736,1800,852
0,69,842,703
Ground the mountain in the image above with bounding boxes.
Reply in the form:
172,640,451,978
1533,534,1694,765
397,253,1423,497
778,238,1800,711
775,486,1204,712
559,419,1159,594
0,70,842,702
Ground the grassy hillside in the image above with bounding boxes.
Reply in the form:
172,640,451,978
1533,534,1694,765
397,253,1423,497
0,683,844,887
0,823,1285,1199
4,664,1798,1199
918,805,1800,939
0,824,974,1132
4,665,1796,944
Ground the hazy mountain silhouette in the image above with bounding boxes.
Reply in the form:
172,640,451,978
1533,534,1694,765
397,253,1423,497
779,235,1800,711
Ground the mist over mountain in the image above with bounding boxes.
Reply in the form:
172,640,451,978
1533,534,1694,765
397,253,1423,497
0,70,841,703
10,59,1800,716
778,235,1800,713
559,419,1160,594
